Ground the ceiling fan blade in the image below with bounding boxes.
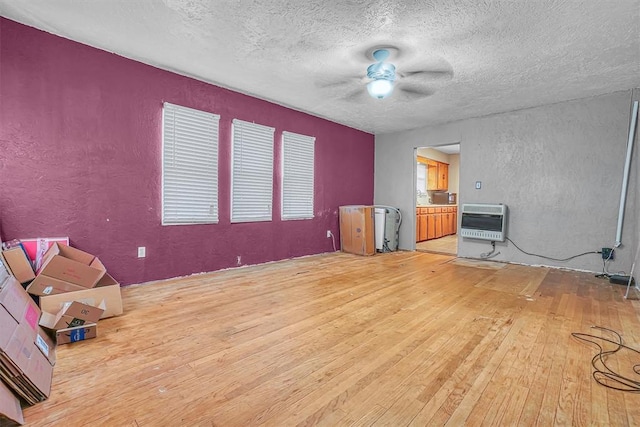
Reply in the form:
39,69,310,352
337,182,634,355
343,89,368,102
398,85,435,100
316,75,368,89
398,69,454,81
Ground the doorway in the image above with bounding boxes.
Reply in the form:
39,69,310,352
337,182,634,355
415,144,460,256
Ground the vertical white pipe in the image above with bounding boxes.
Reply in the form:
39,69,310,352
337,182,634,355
615,100,638,247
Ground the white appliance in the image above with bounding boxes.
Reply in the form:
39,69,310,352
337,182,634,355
374,206,402,252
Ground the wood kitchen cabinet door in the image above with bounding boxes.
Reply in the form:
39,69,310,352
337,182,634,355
419,214,428,241
438,163,449,191
427,160,449,191
427,161,438,191
427,214,436,239
442,213,451,236
434,213,443,238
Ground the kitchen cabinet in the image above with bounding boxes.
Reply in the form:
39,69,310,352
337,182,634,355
427,160,449,191
438,163,449,191
427,211,436,239
434,208,443,238
416,208,429,242
419,211,428,241
442,207,456,236
417,206,457,243
442,210,451,236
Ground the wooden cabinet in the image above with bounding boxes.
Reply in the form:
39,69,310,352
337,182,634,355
416,208,429,242
417,156,449,191
434,208,443,238
442,207,456,236
442,211,450,236
438,163,448,191
417,206,457,243
427,161,449,191
427,212,436,239
339,205,375,255
419,212,428,241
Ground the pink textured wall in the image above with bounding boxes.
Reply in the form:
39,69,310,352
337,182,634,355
0,19,374,285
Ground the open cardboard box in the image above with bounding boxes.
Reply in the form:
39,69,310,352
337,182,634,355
34,243,105,289
40,301,103,330
53,324,97,345
39,300,102,345
38,273,122,320
0,248,35,284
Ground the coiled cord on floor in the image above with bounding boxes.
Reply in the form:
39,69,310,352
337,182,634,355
571,326,640,392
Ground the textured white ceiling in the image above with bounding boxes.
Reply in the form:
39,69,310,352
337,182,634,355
1,0,639,134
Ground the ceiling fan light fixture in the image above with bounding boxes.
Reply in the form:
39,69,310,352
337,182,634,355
367,79,394,99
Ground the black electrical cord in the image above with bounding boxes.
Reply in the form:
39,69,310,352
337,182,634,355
571,326,640,392
505,237,599,262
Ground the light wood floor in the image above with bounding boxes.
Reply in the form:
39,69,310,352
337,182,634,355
416,234,458,255
23,251,640,426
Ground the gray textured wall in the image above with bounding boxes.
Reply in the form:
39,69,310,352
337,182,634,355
375,90,638,274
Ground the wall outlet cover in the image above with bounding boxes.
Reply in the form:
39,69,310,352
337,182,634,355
601,248,614,260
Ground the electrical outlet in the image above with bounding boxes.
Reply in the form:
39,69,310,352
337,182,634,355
137,246,146,258
326,230,332,238
602,247,614,260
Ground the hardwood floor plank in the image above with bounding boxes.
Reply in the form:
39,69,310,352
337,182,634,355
20,251,640,426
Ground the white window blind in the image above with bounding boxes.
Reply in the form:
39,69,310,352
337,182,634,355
231,119,275,222
281,131,315,220
162,102,219,225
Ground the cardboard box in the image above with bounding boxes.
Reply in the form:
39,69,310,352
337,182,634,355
0,378,23,426
0,277,40,340
36,243,105,289
54,323,97,345
27,275,92,297
40,301,104,330
1,248,35,284
39,273,122,320
0,277,53,405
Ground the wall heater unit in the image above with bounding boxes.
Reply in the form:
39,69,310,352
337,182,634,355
460,203,508,242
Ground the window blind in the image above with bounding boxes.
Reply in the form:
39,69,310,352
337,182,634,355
231,119,275,222
162,102,219,225
281,131,315,220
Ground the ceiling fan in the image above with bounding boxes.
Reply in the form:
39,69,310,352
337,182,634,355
366,49,397,99
322,46,453,102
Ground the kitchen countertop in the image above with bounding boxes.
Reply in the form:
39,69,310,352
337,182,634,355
417,204,458,208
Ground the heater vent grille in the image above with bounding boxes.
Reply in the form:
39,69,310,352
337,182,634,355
460,203,508,242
